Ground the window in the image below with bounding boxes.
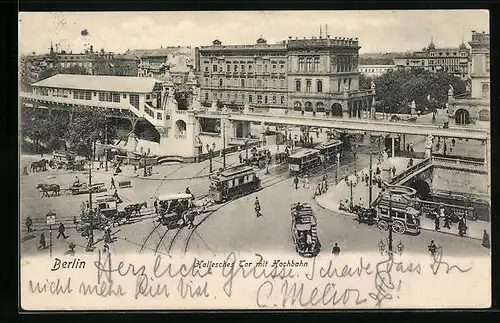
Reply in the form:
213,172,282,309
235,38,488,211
272,79,276,88
146,94,151,100
241,79,245,87
306,80,312,92
306,58,312,71
280,64,285,69
281,96,285,104
272,96,276,104
248,65,253,71
112,93,120,103
227,64,230,71
249,95,253,103
257,79,262,87
241,65,245,71
348,79,351,90
486,54,490,72
317,80,323,93
129,94,139,109
234,65,238,72
219,79,223,87
248,78,253,87
204,66,209,72
314,57,320,71
213,64,217,72
257,95,262,103
280,80,285,88
264,65,268,73
213,92,217,100
298,57,304,71
272,64,276,69
205,78,209,85
205,93,209,101
257,64,262,72
295,79,301,92
241,94,245,102
219,66,223,72
264,96,268,104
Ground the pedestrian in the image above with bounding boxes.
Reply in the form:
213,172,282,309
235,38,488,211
38,233,46,250
154,198,159,215
482,230,490,249
110,177,116,189
376,167,381,175
25,216,33,233
365,174,369,186
332,243,340,256
74,176,80,186
458,218,467,237
185,187,193,198
409,143,414,152
134,164,137,173
303,175,309,188
444,214,451,229
406,143,410,152
57,222,68,239
293,176,299,190
254,197,261,218
104,225,112,244
434,215,440,231
86,230,94,252
23,166,28,175
428,240,437,256
315,183,322,196
452,138,456,147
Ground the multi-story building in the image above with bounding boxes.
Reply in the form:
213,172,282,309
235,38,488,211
469,31,490,99
135,47,197,85
198,38,288,110
93,53,139,76
358,64,395,77
198,36,374,117
394,39,470,79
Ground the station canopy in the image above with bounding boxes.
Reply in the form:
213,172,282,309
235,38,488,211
32,74,164,93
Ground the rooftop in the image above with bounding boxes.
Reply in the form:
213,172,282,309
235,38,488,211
31,74,163,93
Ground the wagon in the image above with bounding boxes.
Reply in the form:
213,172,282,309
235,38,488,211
70,182,107,195
118,180,132,189
291,203,321,257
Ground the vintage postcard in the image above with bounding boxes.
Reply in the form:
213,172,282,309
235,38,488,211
19,10,491,310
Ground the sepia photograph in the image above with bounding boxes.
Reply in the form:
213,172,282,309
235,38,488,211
19,10,491,310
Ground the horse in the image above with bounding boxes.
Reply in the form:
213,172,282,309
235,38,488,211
124,202,147,218
36,183,61,198
31,159,48,172
181,197,214,228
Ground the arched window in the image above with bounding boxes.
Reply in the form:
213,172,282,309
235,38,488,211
241,79,245,87
294,101,302,111
482,83,489,99
298,58,305,71
317,80,323,93
316,102,325,112
305,101,313,112
219,79,223,87
306,80,312,92
249,95,253,103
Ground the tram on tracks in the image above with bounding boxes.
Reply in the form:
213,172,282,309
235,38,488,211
209,165,261,203
288,149,321,174
157,193,194,228
316,139,343,163
291,202,321,257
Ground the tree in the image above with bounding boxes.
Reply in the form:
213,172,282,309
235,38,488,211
64,108,117,159
358,73,372,90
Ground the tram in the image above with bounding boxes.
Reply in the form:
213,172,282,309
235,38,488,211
288,149,321,174
291,202,321,257
209,165,261,203
316,139,343,163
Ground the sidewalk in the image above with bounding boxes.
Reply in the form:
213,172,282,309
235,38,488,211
315,157,490,241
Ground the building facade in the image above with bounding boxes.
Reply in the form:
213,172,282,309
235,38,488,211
469,31,490,99
198,36,374,117
394,39,470,79
198,38,289,110
358,64,395,77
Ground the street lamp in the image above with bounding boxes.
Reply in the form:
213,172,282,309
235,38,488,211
369,148,373,206
206,143,215,173
345,174,360,209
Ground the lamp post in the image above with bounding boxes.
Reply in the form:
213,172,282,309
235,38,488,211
369,148,373,206
88,159,93,207
388,191,394,254
345,174,360,209
104,122,108,172
206,143,215,173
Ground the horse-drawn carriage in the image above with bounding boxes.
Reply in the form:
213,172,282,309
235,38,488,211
157,193,195,228
76,196,148,232
291,202,321,257
245,147,270,168
69,182,106,195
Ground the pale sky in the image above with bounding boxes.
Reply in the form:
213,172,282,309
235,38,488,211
18,10,489,55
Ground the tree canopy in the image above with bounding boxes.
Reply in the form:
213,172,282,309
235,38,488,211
372,69,468,114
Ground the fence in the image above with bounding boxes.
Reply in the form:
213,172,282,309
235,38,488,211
389,158,432,185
